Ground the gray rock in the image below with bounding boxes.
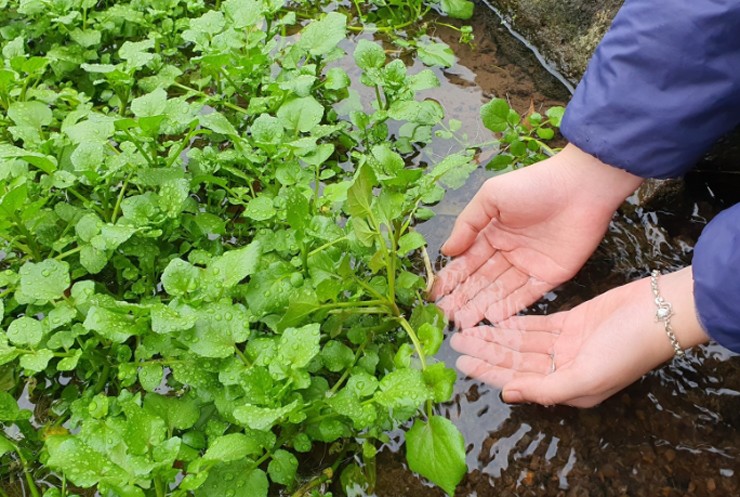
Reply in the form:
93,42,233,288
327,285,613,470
482,0,623,82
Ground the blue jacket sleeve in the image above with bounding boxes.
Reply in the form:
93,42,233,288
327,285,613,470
560,0,740,179
560,0,740,353
693,205,740,353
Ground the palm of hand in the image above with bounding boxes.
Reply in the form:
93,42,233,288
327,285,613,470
432,162,614,329
450,280,672,407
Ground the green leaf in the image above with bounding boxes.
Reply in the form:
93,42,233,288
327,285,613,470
0,144,57,173
208,241,262,288
139,363,163,392
131,88,167,117
251,114,284,144
143,393,200,431
406,415,466,496
546,106,565,127
119,39,156,69
150,304,197,334
76,213,102,242
286,189,309,233
223,0,263,28
0,436,14,457
320,340,354,372
196,461,268,497
57,349,83,372
0,391,31,421
481,98,511,133
374,368,431,410
70,142,104,172
91,224,136,251
46,436,126,488
277,97,324,133
416,41,455,68
158,178,190,217
418,323,443,356
325,67,350,90
243,196,276,221
429,153,476,189
8,100,52,129
354,39,386,70
398,231,426,256
19,349,54,372
408,69,440,91
199,111,238,136
80,245,108,274
268,449,298,485
83,306,142,343
161,258,200,297
0,335,19,366
203,433,262,462
277,324,320,369
233,400,300,431
181,302,249,358
423,363,457,403
18,259,70,302
345,163,376,218
440,0,474,19
7,316,43,346
297,11,347,57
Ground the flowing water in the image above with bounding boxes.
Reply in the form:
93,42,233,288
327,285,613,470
366,6,740,497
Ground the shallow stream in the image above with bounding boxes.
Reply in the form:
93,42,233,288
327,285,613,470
367,5,740,497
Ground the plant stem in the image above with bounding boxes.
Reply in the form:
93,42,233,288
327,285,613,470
111,173,131,223
54,246,82,261
307,235,349,257
397,317,426,370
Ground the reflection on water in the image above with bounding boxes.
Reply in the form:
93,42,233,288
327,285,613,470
370,6,740,497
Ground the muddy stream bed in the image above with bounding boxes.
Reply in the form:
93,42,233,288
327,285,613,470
362,6,740,497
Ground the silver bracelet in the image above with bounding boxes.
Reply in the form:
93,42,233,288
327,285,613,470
650,270,684,357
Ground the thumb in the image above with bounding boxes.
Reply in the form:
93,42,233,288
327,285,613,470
502,370,591,407
442,186,499,256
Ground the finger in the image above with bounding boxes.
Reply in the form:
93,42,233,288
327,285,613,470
483,277,554,323
453,267,529,329
501,368,594,406
441,183,499,257
431,239,496,300
455,355,517,387
450,334,552,373
436,252,511,314
459,326,558,355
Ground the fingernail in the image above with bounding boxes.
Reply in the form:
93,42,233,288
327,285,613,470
440,242,449,253
502,389,523,404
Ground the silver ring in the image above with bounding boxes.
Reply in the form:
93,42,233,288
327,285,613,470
549,352,556,374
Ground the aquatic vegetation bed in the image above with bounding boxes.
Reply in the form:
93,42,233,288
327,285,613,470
0,1,561,496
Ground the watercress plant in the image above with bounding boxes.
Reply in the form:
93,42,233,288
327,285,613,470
0,1,561,496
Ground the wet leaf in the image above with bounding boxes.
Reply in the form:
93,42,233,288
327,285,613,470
268,449,298,485
297,11,346,57
7,316,43,346
18,259,70,302
406,415,466,496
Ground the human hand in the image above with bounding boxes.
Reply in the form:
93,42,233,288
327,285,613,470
450,267,709,407
431,144,643,329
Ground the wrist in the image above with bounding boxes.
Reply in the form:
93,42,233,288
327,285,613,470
555,143,644,212
649,266,709,352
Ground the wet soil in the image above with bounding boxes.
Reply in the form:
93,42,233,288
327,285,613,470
366,6,740,497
